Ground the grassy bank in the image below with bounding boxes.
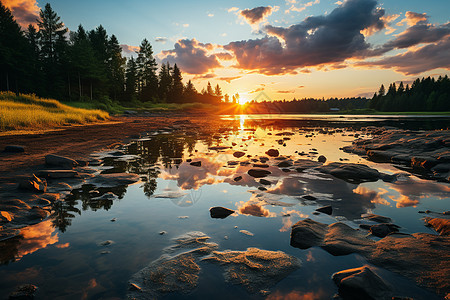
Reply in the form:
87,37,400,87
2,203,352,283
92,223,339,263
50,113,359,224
0,92,109,131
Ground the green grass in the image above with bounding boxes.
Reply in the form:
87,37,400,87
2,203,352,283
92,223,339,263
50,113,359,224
0,92,109,131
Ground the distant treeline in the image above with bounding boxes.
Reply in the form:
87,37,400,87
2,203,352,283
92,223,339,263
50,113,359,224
241,97,369,113
369,76,450,112
0,2,222,105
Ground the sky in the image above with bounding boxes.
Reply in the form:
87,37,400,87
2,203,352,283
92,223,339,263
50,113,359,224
4,0,450,102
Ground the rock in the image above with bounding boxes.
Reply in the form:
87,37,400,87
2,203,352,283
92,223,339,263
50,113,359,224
302,195,317,201
88,173,140,188
37,170,78,179
248,169,271,178
266,149,279,157
318,162,382,184
202,248,301,293
0,211,13,223
259,179,272,185
9,284,38,300
18,174,47,192
424,217,450,235
159,231,167,235
277,161,292,168
294,159,323,172
233,151,245,158
253,163,269,168
127,232,218,299
362,213,392,223
190,161,202,167
258,187,267,191
332,266,392,300
45,154,78,169
290,219,450,295
316,205,332,215
233,176,242,182
209,207,235,219
3,145,25,153
239,230,254,236
209,146,231,151
318,155,327,163
369,223,400,238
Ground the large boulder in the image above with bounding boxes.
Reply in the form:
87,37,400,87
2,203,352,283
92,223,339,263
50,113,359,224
317,163,383,184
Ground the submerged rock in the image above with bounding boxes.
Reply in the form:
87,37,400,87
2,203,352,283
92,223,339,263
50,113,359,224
368,223,400,238
202,248,302,293
362,213,392,223
209,207,235,219
18,174,47,193
332,266,392,300
248,169,271,178
3,145,25,153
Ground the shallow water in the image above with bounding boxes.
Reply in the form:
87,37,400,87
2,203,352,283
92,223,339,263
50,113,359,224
1,115,449,299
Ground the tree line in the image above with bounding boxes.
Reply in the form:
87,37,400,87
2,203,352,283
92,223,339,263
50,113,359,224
0,2,223,105
369,76,450,112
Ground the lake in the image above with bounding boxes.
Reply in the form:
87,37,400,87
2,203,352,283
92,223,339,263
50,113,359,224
1,114,449,299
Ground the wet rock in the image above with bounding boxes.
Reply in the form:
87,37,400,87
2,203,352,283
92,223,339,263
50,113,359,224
9,284,38,300
233,176,242,182
239,230,254,236
259,179,271,185
99,240,114,246
45,154,78,169
89,173,140,188
362,213,392,223
302,195,317,201
202,248,301,293
424,217,450,235
332,266,392,300
248,169,271,178
258,187,267,191
128,232,218,299
318,155,327,163
368,223,400,238
291,219,450,295
190,161,202,167
18,174,47,193
233,151,246,158
277,161,292,168
316,205,332,215
266,149,279,157
3,145,25,153
294,159,322,172
210,207,235,219
318,162,383,184
209,146,231,151
36,170,78,179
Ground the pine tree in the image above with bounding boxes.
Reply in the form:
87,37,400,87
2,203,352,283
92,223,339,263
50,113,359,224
107,34,125,101
137,39,158,101
125,57,137,102
214,84,222,98
158,62,172,101
170,63,183,103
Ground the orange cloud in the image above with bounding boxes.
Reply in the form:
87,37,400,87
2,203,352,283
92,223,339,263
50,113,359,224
16,220,59,260
397,11,428,27
3,0,40,28
237,199,276,217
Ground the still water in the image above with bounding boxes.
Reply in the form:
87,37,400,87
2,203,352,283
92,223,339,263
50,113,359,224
1,115,449,299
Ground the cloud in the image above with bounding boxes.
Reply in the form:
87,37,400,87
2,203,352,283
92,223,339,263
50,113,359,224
285,0,320,14
224,0,386,75
397,11,428,27
207,13,214,17
3,0,40,28
383,22,450,50
357,36,450,75
240,6,275,25
228,7,239,13
183,23,189,28
120,44,139,54
155,37,168,43
298,85,305,88
161,39,222,74
277,90,295,93
215,52,234,60
237,199,276,217
249,87,265,94
217,76,242,83
193,73,216,80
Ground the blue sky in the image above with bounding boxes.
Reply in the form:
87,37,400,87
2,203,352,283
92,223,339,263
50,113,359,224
5,0,450,100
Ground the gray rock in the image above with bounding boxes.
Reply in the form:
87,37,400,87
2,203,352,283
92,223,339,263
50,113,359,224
332,266,392,300
45,154,78,169
318,163,382,184
209,207,235,219
37,170,78,179
369,223,400,238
